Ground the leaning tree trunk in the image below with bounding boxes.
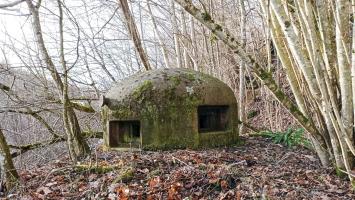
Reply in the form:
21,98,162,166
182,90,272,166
26,0,90,161
118,0,152,71
0,127,19,191
335,0,353,170
266,0,355,181
174,0,331,167
260,0,341,169
57,0,90,162
352,0,355,137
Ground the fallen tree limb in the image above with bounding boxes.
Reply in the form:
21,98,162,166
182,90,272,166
9,136,65,158
9,131,103,158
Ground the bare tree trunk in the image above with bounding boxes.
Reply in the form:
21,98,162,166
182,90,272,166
335,0,353,169
190,15,198,70
352,0,355,139
0,127,18,191
238,0,246,134
57,0,90,162
118,0,152,70
259,0,355,181
260,0,335,168
170,0,182,68
146,0,170,68
26,0,90,162
181,10,191,69
175,0,330,166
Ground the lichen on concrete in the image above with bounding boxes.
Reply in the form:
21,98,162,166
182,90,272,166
102,68,239,150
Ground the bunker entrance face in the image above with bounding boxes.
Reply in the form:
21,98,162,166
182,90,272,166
109,120,140,147
198,106,229,133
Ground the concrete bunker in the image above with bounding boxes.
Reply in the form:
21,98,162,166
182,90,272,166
109,120,140,147
101,68,239,150
198,105,229,133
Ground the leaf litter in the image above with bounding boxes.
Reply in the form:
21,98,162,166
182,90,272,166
10,137,355,199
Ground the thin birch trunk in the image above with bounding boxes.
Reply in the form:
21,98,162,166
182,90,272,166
297,0,347,171
210,39,217,75
352,0,355,138
334,0,354,176
269,0,352,171
118,0,151,70
238,0,246,134
202,27,210,72
294,0,343,163
146,0,170,68
26,0,90,161
335,0,353,148
170,0,182,68
269,0,321,101
57,0,90,162
260,2,306,115
174,0,330,167
190,15,198,70
181,10,191,69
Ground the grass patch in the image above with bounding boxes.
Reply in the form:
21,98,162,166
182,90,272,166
256,128,311,148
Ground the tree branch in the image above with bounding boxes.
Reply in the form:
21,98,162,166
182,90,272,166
0,82,10,91
174,0,328,150
0,0,25,9
9,131,102,158
1,77,95,114
0,109,42,114
70,101,95,113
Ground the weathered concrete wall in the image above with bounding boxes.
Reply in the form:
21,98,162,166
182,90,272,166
101,68,238,150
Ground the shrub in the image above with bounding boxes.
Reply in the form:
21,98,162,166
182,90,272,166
258,128,311,148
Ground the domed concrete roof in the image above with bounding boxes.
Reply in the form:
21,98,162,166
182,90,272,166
102,68,236,109
101,68,239,150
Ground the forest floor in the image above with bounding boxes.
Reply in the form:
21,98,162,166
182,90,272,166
10,136,355,200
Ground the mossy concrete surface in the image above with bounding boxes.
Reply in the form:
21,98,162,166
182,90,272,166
101,68,238,150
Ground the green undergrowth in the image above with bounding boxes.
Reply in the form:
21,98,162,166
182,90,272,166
335,166,348,179
255,128,311,148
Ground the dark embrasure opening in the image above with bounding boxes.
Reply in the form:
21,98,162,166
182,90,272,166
109,120,140,147
198,105,229,133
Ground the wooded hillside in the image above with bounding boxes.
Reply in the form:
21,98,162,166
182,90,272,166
0,0,355,199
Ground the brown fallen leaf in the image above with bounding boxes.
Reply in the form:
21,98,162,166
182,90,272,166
168,182,183,200
36,186,52,197
116,185,129,200
220,180,228,191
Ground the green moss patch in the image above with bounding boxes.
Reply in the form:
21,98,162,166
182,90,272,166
102,68,239,150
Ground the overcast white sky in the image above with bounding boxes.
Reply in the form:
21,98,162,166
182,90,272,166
0,1,32,65
0,0,170,90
